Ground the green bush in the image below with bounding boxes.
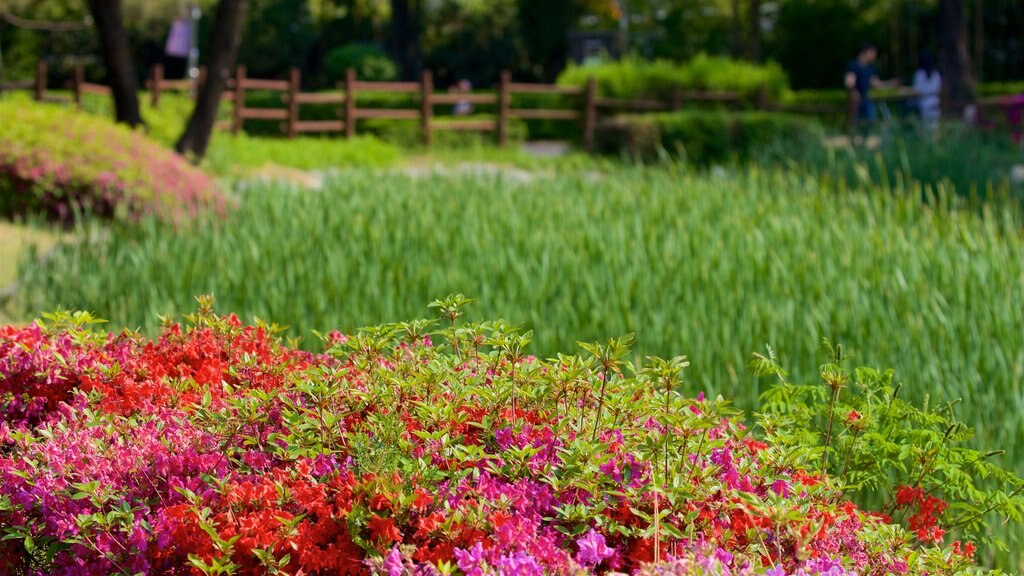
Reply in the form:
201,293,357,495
596,110,821,164
323,43,398,84
361,114,528,148
0,100,224,222
754,125,1024,202
557,54,790,102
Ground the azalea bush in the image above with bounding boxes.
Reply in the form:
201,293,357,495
1,296,1021,575
0,100,224,222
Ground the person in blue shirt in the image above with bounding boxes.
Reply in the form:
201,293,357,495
845,42,900,125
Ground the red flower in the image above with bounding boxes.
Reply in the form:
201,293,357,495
368,515,402,543
411,488,433,512
845,410,861,424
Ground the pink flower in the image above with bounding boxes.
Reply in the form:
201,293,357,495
383,547,404,576
576,529,615,566
771,479,792,498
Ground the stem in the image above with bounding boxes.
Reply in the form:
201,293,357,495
449,317,460,363
821,384,840,475
591,369,609,441
663,378,671,483
838,428,859,480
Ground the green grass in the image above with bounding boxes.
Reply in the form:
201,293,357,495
15,164,1024,433
0,219,59,324
204,134,401,175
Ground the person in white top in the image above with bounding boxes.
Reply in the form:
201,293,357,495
912,51,942,131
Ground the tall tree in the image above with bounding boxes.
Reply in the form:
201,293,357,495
389,0,421,80
175,0,249,160
84,0,143,126
748,0,762,61
938,0,975,110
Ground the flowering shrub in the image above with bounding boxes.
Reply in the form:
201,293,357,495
0,101,225,222
1,296,1020,575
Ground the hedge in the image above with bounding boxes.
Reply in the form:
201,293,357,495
596,110,821,164
557,54,790,103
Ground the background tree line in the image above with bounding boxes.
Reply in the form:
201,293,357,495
1,0,1020,157
3,0,1022,89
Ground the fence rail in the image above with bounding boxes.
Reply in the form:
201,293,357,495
9,59,1021,150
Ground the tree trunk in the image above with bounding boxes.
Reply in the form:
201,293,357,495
84,0,143,126
939,0,976,111
389,0,421,80
175,0,249,160
730,0,742,58
748,0,762,61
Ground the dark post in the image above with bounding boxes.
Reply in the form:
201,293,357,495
344,68,356,138
152,63,164,108
497,70,511,146
73,62,84,107
232,65,246,134
35,60,46,102
287,67,300,138
670,85,682,110
582,76,597,153
421,69,433,147
755,83,768,110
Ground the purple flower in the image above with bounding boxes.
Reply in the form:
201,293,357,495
771,479,791,498
576,529,615,566
383,547,404,576
454,542,486,576
495,552,544,576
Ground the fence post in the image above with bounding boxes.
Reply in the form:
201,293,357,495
233,65,246,135
286,67,300,139
197,65,207,96
151,64,164,108
755,83,768,110
35,60,46,102
582,76,597,153
73,62,84,107
344,67,356,138
421,69,433,148
497,70,511,146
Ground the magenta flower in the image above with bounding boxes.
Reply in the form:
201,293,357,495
576,529,615,566
383,547,404,576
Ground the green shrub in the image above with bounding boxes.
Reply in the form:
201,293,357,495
978,81,1024,97
557,54,790,102
754,125,1024,202
0,100,224,222
323,43,398,83
361,114,528,148
596,110,821,164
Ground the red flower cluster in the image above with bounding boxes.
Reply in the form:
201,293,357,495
894,485,948,543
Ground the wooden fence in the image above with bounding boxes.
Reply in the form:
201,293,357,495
6,60,1021,149
215,66,756,150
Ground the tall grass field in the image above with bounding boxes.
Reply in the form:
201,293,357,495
15,166,1024,562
